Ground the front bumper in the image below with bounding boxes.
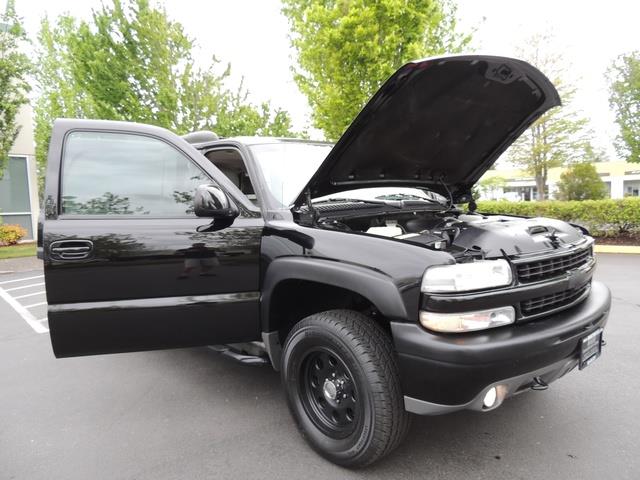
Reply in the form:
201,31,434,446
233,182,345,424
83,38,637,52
391,281,611,415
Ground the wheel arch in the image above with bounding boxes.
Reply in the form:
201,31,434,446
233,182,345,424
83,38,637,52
261,257,409,369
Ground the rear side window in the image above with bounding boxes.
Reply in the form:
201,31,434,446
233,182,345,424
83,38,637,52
61,131,208,216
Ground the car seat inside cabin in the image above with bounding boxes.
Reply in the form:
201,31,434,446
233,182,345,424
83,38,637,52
205,149,259,206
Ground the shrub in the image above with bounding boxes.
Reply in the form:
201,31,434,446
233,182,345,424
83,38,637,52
0,224,28,246
556,162,607,201
475,198,640,237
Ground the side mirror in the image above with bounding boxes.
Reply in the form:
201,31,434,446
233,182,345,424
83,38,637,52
194,184,239,220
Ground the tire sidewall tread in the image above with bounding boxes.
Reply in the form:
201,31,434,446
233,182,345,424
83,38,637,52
281,309,410,468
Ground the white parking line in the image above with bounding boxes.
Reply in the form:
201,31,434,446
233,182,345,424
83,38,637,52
0,286,48,333
13,291,46,300
0,274,44,285
5,282,45,292
24,301,47,309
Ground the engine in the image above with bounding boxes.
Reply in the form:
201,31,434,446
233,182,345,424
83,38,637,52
317,207,586,260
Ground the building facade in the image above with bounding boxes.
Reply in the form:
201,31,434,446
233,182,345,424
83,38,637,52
480,161,640,201
0,103,39,240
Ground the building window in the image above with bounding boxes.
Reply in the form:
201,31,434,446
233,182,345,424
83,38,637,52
503,186,535,201
0,156,33,238
624,180,640,197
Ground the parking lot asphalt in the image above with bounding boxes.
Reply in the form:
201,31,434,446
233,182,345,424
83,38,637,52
1,254,638,480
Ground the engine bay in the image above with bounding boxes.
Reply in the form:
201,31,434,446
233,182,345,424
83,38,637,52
309,202,587,261
318,207,484,260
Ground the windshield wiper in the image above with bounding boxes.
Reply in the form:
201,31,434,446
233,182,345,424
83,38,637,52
312,198,405,208
312,197,402,207
313,196,443,209
374,193,441,204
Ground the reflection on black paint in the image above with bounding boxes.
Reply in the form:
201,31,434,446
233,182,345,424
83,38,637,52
178,227,264,251
90,233,148,259
46,232,147,261
178,243,219,279
45,217,263,306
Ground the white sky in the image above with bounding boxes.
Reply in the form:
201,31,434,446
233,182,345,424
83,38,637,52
17,0,640,159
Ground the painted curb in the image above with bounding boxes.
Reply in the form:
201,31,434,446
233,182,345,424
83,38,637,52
594,245,640,254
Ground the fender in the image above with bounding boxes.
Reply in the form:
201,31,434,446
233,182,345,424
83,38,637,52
261,256,409,333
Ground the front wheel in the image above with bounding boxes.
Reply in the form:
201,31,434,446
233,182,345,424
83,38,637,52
281,310,410,467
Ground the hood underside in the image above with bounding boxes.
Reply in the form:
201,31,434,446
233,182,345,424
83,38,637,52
295,55,560,206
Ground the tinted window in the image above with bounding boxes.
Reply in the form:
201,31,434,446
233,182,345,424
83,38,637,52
61,132,208,215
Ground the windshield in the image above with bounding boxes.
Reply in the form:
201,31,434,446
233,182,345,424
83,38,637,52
250,142,447,208
250,142,332,206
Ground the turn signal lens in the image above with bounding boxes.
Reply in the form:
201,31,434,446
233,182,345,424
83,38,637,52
419,306,515,333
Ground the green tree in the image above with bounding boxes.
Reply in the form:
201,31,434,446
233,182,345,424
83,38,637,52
175,72,296,138
506,34,590,201
214,81,295,137
282,0,471,140
608,51,640,163
556,161,607,201
0,0,31,177
473,175,507,200
34,15,95,191
35,0,296,191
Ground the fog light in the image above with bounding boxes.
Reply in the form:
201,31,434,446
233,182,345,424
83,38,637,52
483,387,497,408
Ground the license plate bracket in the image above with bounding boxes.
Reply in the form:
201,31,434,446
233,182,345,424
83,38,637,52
579,328,603,370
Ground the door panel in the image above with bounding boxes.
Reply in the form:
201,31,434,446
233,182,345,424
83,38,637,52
43,119,262,357
49,292,260,357
45,218,261,303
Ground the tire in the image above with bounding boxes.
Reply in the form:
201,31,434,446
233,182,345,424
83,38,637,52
281,310,410,468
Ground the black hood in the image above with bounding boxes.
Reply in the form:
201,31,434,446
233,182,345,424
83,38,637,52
295,55,560,206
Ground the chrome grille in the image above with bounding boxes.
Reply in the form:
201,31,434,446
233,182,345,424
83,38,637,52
520,283,591,317
516,246,593,283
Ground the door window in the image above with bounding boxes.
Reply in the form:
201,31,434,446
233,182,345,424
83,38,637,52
61,131,208,216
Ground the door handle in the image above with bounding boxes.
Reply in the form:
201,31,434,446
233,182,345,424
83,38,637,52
49,240,94,260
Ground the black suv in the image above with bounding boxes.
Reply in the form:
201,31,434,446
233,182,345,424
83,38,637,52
40,55,610,467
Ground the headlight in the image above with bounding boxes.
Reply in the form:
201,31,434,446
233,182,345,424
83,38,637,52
421,259,512,293
419,306,515,333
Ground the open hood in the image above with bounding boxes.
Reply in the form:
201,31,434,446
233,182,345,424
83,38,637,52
294,55,560,206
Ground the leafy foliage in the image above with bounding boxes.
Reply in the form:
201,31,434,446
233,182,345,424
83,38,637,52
556,162,607,201
608,51,640,163
473,175,507,200
476,198,640,236
34,0,296,192
0,0,31,177
506,34,590,200
62,193,146,215
281,0,471,140
34,15,93,189
0,223,27,245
